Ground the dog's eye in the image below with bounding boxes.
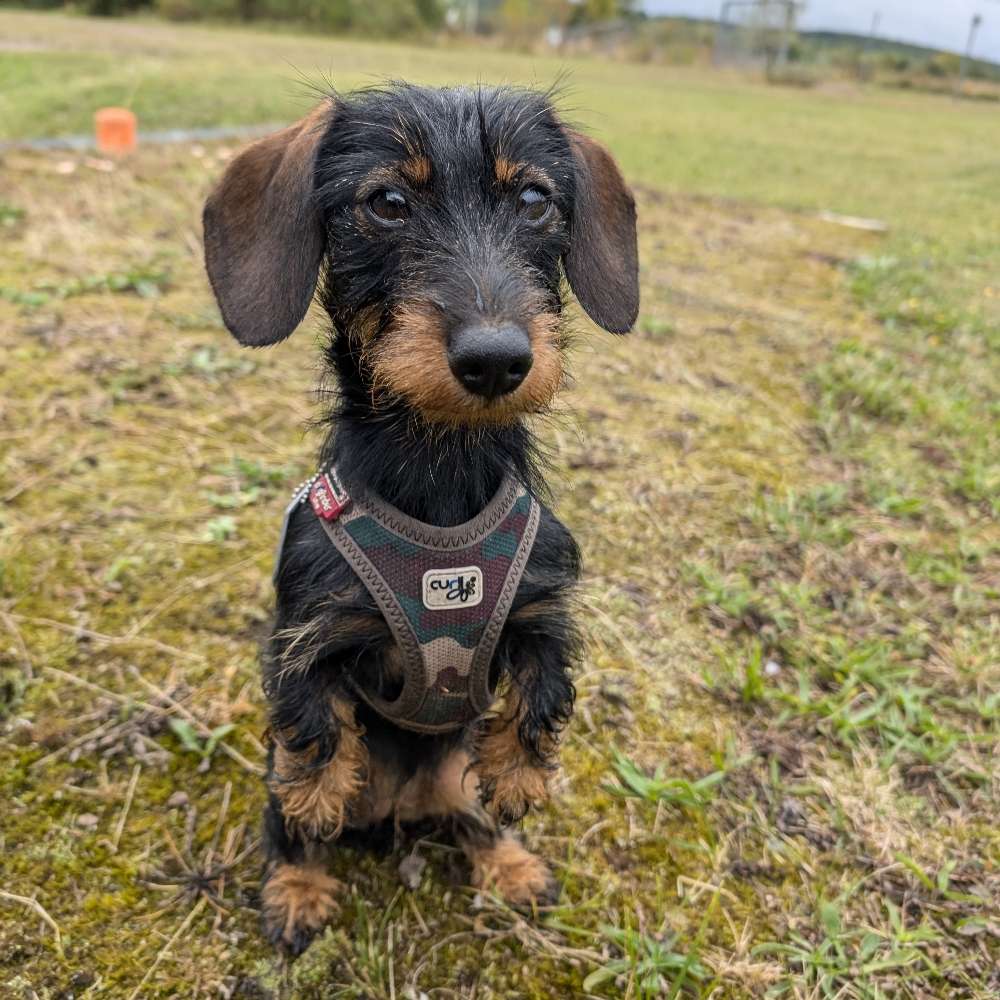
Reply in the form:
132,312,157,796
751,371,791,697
367,189,410,226
518,186,551,223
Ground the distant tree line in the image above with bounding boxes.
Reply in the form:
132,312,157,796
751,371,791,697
13,0,443,34
11,0,636,38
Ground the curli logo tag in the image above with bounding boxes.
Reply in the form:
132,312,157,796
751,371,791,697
421,566,483,610
309,473,350,521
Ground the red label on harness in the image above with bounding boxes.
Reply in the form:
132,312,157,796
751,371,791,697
309,474,349,521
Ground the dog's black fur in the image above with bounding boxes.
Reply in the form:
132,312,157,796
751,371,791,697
203,83,638,953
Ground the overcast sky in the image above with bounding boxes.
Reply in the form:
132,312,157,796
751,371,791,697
644,1,1000,63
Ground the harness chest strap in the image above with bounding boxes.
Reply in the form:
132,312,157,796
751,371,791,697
291,467,540,734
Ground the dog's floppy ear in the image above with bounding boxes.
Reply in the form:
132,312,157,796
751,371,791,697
564,132,639,334
203,101,333,347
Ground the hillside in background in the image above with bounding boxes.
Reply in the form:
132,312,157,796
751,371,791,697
799,28,1000,78
557,14,1000,92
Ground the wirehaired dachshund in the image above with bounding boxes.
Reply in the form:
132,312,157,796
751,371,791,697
202,82,638,953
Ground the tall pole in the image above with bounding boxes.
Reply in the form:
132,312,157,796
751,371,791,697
860,9,881,81
777,1,795,68
713,1,733,68
957,13,983,95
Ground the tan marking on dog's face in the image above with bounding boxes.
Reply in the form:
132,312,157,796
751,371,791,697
350,304,382,346
356,157,428,208
465,832,556,905
494,157,522,185
496,160,555,193
399,154,431,186
362,304,564,428
270,696,367,839
262,863,342,945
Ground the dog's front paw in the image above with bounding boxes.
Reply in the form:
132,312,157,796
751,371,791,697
471,835,559,907
261,863,342,955
480,764,550,826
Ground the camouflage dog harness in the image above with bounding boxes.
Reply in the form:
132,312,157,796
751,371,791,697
278,467,540,734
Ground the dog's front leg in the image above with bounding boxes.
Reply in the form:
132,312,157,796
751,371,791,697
261,689,366,953
268,694,366,840
473,631,575,826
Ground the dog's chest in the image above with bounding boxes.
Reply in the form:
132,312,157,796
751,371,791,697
278,467,540,734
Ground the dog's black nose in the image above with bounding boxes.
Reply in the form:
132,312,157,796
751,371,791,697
448,324,533,400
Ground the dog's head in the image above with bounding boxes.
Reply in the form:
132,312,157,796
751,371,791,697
203,84,638,427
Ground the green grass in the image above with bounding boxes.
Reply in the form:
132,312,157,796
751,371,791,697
2,11,999,243
1,10,998,1000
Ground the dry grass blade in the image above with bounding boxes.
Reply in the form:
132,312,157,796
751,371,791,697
12,613,205,663
127,896,207,1000
111,762,142,853
0,890,63,956
0,609,34,678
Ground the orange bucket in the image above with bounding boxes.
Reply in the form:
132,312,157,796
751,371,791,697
94,107,137,155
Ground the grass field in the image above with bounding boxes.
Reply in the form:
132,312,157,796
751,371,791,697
1,10,998,999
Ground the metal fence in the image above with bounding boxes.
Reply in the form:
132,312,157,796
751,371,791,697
712,0,803,69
